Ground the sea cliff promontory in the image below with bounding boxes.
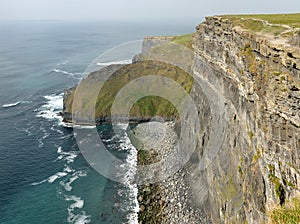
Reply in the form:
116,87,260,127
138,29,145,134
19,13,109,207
63,14,300,223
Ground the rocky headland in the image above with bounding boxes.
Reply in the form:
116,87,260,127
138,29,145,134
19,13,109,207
63,14,300,223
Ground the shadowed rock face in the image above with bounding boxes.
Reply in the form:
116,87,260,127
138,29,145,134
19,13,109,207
63,15,300,224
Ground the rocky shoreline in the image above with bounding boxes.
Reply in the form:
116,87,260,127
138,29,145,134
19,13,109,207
132,122,211,224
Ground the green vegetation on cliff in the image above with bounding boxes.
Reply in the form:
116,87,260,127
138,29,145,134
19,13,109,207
224,13,300,28
172,33,194,49
65,60,194,122
223,13,300,37
270,196,300,224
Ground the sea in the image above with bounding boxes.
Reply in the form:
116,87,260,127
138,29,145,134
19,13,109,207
0,20,194,224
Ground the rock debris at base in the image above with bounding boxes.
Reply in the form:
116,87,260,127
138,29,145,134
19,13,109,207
133,122,211,224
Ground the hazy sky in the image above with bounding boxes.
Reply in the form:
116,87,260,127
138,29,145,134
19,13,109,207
0,0,299,23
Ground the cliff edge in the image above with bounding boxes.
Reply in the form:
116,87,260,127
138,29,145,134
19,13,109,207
63,13,300,223
189,14,300,223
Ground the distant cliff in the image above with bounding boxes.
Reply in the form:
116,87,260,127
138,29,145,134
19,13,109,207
63,61,193,125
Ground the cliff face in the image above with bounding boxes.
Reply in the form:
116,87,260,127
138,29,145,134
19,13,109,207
189,16,300,223
62,14,300,223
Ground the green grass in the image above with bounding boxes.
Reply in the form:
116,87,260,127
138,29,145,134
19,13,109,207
270,197,300,224
224,13,300,28
269,174,283,200
144,34,195,75
172,33,194,49
66,60,194,121
222,13,300,36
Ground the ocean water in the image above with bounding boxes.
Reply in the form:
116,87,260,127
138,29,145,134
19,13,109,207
0,21,193,224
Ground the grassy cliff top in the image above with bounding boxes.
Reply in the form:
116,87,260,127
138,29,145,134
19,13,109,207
172,33,194,49
221,13,300,37
223,13,300,28
65,60,194,120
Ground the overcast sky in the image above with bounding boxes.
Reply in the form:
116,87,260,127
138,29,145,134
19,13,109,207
0,0,299,23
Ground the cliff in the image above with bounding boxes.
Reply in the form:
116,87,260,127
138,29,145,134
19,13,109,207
189,14,300,223
63,14,300,223
132,14,300,223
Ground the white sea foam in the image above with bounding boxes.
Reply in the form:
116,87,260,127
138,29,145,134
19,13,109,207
68,211,91,224
62,122,96,129
64,153,78,164
2,100,32,108
60,122,74,128
64,165,75,173
37,127,50,148
2,101,21,108
57,146,63,153
55,147,90,223
36,93,64,124
65,195,91,224
54,147,76,173
96,59,132,66
65,195,84,209
60,181,72,192
53,147,79,191
31,179,48,186
73,214,91,224
52,69,82,79
31,147,71,186
31,170,68,186
55,146,78,163
116,124,139,224
37,93,99,129
60,170,87,192
48,172,68,183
